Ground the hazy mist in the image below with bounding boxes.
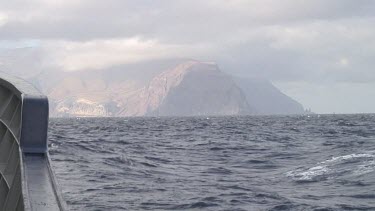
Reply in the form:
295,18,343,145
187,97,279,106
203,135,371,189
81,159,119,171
1,0,375,113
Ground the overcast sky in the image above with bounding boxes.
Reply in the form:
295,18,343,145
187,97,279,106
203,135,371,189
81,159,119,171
0,0,375,113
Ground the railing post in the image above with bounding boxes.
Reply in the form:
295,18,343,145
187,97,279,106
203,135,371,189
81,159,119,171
20,95,49,153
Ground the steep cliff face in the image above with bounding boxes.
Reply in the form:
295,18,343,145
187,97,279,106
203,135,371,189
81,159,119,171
141,61,252,116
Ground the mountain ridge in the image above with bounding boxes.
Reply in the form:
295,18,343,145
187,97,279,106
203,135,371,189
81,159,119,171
16,59,306,117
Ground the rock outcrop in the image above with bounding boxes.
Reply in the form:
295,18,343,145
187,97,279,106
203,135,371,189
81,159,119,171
139,61,252,116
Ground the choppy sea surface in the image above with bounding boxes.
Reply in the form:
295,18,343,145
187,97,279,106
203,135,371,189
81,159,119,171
49,114,375,211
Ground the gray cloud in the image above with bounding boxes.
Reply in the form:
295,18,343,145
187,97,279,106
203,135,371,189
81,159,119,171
1,0,374,41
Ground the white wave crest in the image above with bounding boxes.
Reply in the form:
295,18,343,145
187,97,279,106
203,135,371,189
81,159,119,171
287,152,375,182
320,153,375,164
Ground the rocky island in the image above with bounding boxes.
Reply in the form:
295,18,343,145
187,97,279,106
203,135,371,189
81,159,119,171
29,59,305,117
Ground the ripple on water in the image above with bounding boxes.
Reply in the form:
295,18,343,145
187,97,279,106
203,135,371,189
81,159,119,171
49,115,375,210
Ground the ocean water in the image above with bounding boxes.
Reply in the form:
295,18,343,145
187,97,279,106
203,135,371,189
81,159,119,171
49,115,375,211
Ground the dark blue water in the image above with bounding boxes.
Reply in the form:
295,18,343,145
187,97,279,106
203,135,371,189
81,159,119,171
49,115,375,210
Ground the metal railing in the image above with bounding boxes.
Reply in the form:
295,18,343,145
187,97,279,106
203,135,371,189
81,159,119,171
0,72,65,211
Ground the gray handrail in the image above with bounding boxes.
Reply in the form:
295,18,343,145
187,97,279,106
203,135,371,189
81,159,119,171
0,72,65,210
